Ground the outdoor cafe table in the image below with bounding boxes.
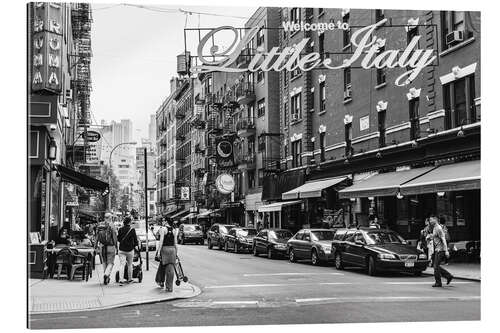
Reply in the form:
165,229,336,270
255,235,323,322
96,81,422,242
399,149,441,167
45,246,96,278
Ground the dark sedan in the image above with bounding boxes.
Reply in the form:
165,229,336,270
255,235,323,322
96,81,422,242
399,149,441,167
224,228,257,253
253,229,294,259
287,229,336,265
178,224,204,245
207,224,236,250
332,228,429,276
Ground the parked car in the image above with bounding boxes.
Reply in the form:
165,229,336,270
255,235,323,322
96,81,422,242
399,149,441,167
136,228,157,251
178,224,204,245
331,228,429,276
207,224,236,250
287,229,336,265
253,229,293,259
224,228,257,253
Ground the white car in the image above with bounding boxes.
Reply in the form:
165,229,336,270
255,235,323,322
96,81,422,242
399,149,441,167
136,229,157,251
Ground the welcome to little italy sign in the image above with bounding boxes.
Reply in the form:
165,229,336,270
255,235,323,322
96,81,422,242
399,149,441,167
190,19,437,87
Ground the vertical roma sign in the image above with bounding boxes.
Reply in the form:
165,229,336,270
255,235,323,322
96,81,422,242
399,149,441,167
31,2,63,93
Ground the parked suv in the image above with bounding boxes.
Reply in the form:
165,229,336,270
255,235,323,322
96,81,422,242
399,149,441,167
287,229,336,265
332,228,429,276
178,224,204,245
207,224,236,250
253,229,293,259
224,228,257,253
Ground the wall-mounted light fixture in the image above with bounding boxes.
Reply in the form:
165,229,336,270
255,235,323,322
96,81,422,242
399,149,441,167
396,192,404,200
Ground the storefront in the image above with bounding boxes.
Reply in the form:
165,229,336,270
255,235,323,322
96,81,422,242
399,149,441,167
282,177,350,229
244,192,262,227
257,200,302,231
338,160,480,242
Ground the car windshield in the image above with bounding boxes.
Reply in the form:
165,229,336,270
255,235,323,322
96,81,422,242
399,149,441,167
269,230,293,240
237,229,257,237
184,225,201,231
366,231,405,245
311,231,335,241
220,226,233,233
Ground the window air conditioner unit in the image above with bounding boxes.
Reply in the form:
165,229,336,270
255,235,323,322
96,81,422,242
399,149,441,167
446,30,464,45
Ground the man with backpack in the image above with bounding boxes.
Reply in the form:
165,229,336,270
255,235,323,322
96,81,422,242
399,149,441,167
117,216,139,285
95,212,118,285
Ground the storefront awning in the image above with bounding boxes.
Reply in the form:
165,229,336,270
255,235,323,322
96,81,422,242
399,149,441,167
400,160,480,195
282,177,348,200
258,200,302,213
197,209,220,218
170,209,189,220
180,212,197,221
338,166,435,199
54,164,108,192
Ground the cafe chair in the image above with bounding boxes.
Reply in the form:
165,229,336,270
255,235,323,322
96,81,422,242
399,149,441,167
55,247,73,280
69,249,91,281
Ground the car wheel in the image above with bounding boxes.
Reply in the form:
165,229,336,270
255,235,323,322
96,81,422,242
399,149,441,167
368,256,378,276
267,247,274,260
311,249,320,266
224,241,229,252
234,243,238,253
289,248,296,263
335,253,344,270
218,240,224,250
253,245,259,256
208,239,213,249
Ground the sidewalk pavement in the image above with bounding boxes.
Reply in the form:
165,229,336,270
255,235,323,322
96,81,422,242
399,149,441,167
422,262,480,281
29,256,201,314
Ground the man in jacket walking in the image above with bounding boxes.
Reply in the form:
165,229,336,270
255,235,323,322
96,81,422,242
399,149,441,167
117,216,139,285
429,215,454,287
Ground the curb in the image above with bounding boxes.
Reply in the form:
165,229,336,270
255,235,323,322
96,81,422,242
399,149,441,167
29,283,202,315
421,271,480,282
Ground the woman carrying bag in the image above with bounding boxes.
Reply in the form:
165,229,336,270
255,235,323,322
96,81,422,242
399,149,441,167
155,220,178,291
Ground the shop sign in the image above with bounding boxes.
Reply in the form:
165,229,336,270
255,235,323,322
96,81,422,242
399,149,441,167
66,201,79,207
180,187,190,201
215,135,235,168
31,2,63,92
84,131,101,143
360,115,370,131
216,173,235,194
191,19,437,87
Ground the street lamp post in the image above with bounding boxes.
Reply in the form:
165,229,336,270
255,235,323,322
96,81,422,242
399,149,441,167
108,142,136,211
46,138,57,241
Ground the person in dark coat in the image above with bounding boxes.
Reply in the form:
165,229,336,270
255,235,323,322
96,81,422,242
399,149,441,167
117,216,139,284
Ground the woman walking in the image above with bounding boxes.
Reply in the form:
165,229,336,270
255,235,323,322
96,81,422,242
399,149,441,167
155,221,178,292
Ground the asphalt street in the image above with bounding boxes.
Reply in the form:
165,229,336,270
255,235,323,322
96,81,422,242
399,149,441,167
29,243,480,329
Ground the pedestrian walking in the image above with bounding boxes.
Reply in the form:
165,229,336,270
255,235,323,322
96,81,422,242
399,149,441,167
155,221,178,292
95,212,118,285
117,216,139,285
439,216,451,265
429,215,453,287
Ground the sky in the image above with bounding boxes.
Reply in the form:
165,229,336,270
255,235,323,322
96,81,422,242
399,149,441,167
90,3,257,142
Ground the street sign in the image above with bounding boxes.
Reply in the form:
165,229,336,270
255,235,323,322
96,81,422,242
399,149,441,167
84,131,101,142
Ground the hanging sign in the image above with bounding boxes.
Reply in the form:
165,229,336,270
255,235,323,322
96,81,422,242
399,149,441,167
215,135,235,168
84,131,101,143
190,19,437,87
216,174,235,194
180,187,190,201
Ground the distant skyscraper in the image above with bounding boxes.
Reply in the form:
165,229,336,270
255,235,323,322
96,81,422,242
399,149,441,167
148,115,156,149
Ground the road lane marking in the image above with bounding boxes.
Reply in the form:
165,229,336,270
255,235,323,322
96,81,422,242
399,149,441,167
295,296,480,303
384,281,473,285
213,301,259,305
205,281,476,289
243,272,344,277
29,316,89,322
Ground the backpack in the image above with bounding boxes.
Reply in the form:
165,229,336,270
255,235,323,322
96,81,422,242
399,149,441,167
97,223,115,246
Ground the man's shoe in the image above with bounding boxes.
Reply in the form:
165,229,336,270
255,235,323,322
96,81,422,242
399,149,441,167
446,276,453,285
127,280,134,284
119,280,126,286
432,283,443,287
103,275,109,285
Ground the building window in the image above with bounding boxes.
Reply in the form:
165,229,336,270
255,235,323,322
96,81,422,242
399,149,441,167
319,81,326,112
258,169,264,187
343,13,350,47
376,46,386,85
257,27,265,47
257,69,265,83
443,75,476,129
291,93,302,121
290,59,300,79
318,33,325,60
318,8,324,16
248,170,256,188
319,132,326,162
441,11,473,51
345,122,353,156
407,27,419,46
248,103,255,119
292,139,302,168
257,98,266,117
409,98,420,140
375,9,385,22
378,110,386,147
248,71,254,85
343,68,352,101
257,135,266,152
290,8,301,25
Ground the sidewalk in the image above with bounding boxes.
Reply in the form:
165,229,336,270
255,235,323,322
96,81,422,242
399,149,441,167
422,262,480,281
29,257,201,314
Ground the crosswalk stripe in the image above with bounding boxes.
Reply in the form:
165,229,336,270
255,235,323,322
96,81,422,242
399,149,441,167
295,295,480,303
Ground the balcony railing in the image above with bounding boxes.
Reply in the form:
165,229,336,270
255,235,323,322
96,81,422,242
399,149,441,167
195,93,205,105
175,110,185,119
175,133,185,141
236,152,256,169
206,118,222,133
236,81,255,105
223,90,238,108
263,157,281,172
236,117,256,137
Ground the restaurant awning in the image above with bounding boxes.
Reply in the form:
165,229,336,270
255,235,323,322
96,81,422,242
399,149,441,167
258,200,302,213
400,160,480,195
338,166,435,199
170,209,189,220
54,164,108,192
180,212,197,221
282,177,348,200
197,209,221,218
